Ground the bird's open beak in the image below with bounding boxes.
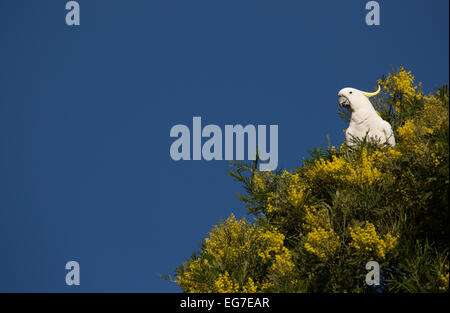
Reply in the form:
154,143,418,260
338,95,350,108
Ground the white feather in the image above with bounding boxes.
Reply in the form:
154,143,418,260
338,87,395,147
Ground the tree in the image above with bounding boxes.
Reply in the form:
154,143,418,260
172,67,449,293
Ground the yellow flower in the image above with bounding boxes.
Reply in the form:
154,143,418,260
266,171,309,213
378,66,420,113
397,93,448,167
252,172,270,193
306,148,382,185
242,277,258,293
215,272,239,293
439,264,449,292
304,227,340,260
439,273,449,292
176,213,296,293
398,120,416,141
271,247,295,275
204,213,249,263
174,258,208,293
261,282,273,291
302,206,330,231
257,228,286,263
349,221,398,259
372,147,402,163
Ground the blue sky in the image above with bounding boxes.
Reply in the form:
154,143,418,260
0,0,448,292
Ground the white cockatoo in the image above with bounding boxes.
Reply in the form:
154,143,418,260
338,85,395,147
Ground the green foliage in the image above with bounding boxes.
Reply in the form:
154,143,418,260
172,67,449,293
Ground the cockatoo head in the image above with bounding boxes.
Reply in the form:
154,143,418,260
338,86,380,112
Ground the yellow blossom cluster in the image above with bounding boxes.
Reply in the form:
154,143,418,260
378,66,421,113
397,119,416,142
398,108,446,145
256,227,286,263
431,143,443,167
267,171,309,213
349,221,398,259
175,258,209,293
439,264,449,292
252,171,271,193
372,147,402,163
354,148,383,184
214,273,271,293
303,206,330,231
241,277,258,293
304,227,340,260
397,93,448,166
271,247,295,275
214,272,240,293
306,148,382,186
397,119,428,159
301,202,340,260
421,99,448,135
203,213,249,262
176,213,295,293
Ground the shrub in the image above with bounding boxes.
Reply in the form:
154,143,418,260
172,67,449,293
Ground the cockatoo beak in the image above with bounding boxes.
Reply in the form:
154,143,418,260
339,95,350,107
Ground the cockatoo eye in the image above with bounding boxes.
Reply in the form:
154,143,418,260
349,91,353,94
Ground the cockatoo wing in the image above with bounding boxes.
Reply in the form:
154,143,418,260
382,121,396,147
